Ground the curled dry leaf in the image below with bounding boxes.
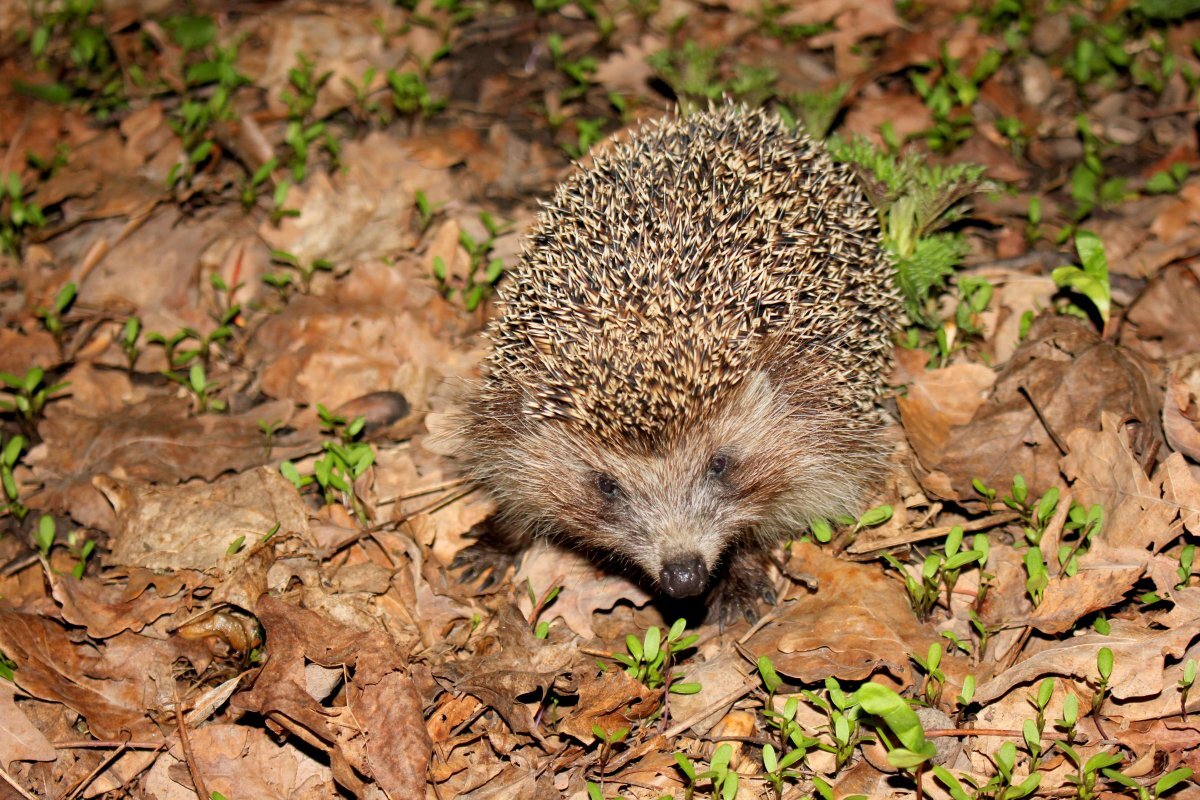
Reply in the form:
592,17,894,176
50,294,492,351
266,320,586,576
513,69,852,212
931,315,1161,501
1164,355,1200,460
744,542,936,686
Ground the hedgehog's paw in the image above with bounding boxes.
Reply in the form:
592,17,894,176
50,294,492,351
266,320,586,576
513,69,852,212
706,551,778,627
450,520,524,591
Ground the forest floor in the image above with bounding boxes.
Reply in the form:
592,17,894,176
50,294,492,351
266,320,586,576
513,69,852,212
1,0,1200,798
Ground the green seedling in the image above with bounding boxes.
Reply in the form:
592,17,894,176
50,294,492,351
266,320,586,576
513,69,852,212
1055,742,1123,800
1147,162,1189,194
1103,766,1194,800
36,285,78,347
911,642,946,707
35,514,56,557
270,249,334,294
1177,544,1195,589
386,69,442,118
1180,658,1196,721
121,317,142,371
884,526,986,620
1068,117,1131,222
186,364,225,414
343,66,382,122
1058,502,1103,577
281,405,376,522
1053,230,1111,327
910,44,1002,152
66,529,95,578
526,580,561,639
1093,646,1113,720
799,677,867,769
647,41,723,114
0,367,70,426
2,435,27,520
1023,546,1048,606
613,618,699,694
854,681,937,769
756,656,820,794
23,0,124,119
240,158,278,211
269,179,301,225
589,724,628,793
1,172,48,256
1054,691,1079,743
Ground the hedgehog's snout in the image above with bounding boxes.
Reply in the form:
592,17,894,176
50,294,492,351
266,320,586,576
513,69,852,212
658,555,709,598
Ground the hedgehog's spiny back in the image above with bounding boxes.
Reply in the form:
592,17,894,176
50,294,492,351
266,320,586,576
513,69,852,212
481,106,897,450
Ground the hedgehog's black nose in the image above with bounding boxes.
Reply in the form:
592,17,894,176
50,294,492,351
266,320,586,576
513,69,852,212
659,556,709,598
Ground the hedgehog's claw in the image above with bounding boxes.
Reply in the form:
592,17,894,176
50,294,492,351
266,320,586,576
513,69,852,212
707,551,778,627
451,520,523,591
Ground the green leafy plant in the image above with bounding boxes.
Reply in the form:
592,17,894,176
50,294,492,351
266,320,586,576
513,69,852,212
910,45,1002,151
1,435,28,520
613,618,700,694
756,656,819,797
35,282,77,345
269,249,334,295
827,137,985,326
0,172,48,256
23,0,125,118
1103,766,1194,800
164,19,249,191
185,364,225,414
884,526,987,620
281,405,376,523
1180,658,1196,721
281,54,339,183
0,367,70,427
386,69,443,118
1053,230,1111,327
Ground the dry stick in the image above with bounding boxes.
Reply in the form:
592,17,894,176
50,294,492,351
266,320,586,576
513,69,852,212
0,765,38,800
319,485,478,560
173,688,209,800
55,740,166,749
1018,385,1071,457
64,742,127,800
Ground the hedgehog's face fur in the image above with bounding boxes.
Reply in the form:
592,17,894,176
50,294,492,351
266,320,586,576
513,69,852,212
468,370,886,598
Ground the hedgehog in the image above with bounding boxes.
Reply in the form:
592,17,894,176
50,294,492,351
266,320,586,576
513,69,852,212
451,105,900,623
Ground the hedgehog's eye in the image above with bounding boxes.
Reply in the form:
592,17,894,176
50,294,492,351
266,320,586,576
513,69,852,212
708,453,730,478
595,473,620,498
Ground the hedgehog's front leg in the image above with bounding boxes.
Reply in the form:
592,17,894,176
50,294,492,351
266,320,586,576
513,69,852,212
451,517,532,591
706,547,779,626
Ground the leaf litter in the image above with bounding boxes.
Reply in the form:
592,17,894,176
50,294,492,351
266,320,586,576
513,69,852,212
0,1,1199,798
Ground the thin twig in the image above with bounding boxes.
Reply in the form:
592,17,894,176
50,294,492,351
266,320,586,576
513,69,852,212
173,687,209,800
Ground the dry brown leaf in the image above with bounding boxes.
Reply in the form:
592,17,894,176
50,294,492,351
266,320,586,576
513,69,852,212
0,615,195,740
515,543,652,640
143,724,335,800
102,466,310,572
0,682,56,766
933,315,1161,500
556,668,658,742
744,542,934,686
895,349,995,467
439,605,582,736
974,614,1199,704
1026,542,1150,634
1164,355,1200,460
232,595,431,796
49,569,203,638
1062,414,1191,554
30,397,309,529
1123,265,1200,361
